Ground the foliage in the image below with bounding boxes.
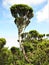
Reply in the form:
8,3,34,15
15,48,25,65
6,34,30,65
0,30,49,65
10,4,33,18
0,38,6,49
29,30,39,39
10,4,34,34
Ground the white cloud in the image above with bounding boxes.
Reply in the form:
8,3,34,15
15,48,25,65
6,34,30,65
2,0,46,8
36,1,49,22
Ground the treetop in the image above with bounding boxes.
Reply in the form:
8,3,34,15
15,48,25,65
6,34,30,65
10,4,33,18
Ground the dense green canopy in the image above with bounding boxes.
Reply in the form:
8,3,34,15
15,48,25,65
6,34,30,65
0,30,49,65
10,4,33,18
10,4,34,31
0,38,6,49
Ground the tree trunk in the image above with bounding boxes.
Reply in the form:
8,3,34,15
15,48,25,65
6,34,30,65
18,30,22,50
21,44,31,63
18,28,31,63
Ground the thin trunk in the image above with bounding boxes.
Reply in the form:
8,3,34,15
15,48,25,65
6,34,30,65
18,31,31,63
21,44,31,63
19,34,30,63
18,30,22,50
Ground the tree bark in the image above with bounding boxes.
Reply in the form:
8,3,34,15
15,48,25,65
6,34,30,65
18,29,31,63
21,44,31,63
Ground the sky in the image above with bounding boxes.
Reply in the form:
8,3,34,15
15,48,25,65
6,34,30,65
0,0,49,48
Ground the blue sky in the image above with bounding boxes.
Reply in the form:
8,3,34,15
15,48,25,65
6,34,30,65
0,0,49,48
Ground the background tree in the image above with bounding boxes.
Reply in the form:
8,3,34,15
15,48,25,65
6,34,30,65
11,47,25,65
0,30,49,65
29,30,39,40
38,34,45,41
0,38,13,65
0,38,6,49
46,34,49,39
11,47,18,65
21,32,32,42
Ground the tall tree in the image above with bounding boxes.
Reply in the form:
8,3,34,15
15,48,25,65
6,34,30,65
10,4,34,63
10,4,34,49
